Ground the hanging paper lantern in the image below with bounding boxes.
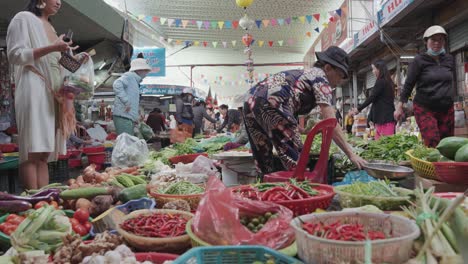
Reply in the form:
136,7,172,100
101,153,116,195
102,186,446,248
239,14,254,30
236,0,254,8
242,33,254,47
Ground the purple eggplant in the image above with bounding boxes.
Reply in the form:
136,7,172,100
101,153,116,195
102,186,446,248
0,191,58,204
0,200,32,213
31,188,61,201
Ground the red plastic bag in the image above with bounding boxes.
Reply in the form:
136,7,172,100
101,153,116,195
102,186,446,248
192,176,295,250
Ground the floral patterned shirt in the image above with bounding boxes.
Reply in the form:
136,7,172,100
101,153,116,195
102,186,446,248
246,68,332,124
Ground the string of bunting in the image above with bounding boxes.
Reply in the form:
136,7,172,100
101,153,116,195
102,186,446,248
135,8,342,30
196,72,275,86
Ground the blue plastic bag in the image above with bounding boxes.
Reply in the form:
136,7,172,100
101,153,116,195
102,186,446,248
332,170,377,186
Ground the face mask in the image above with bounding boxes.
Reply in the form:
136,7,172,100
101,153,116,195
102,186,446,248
427,48,445,56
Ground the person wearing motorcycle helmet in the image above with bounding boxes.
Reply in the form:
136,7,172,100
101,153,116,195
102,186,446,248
394,25,455,147
175,88,195,136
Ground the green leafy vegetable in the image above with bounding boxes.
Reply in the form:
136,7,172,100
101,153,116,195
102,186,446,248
360,134,422,162
338,180,401,197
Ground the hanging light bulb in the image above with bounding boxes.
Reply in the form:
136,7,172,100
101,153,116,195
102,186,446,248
239,14,254,30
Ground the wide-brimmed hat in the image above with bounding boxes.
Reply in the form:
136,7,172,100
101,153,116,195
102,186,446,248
315,46,349,79
129,58,152,72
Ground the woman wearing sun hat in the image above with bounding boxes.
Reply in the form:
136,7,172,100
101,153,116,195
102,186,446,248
394,25,455,147
113,58,152,136
243,46,367,175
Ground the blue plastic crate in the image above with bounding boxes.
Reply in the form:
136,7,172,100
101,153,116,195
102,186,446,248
174,246,302,264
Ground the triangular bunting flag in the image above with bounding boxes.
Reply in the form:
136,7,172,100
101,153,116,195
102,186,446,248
251,39,255,46
322,22,328,28
167,38,173,44
329,17,335,22
203,41,208,47
211,21,217,29
329,11,335,17
336,8,342,17
137,14,145,21
152,16,159,23
194,41,200,46
222,41,227,48
314,27,320,33
225,21,232,29
278,40,284,46
184,41,191,46
232,40,237,47
218,21,224,29
277,18,284,26
262,19,270,28
258,40,264,47
204,21,210,30
306,15,312,24
285,17,292,25
181,20,189,28
175,40,182,45
270,19,277,26
299,16,306,24
232,20,239,29
196,21,203,29
159,17,167,25
268,41,273,47
292,17,299,22
255,20,262,28
212,41,218,48
313,14,320,22
167,18,175,27
175,19,181,27
306,32,312,37
144,16,152,23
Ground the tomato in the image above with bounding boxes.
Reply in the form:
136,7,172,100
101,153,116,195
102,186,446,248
34,201,49,210
69,217,79,227
0,223,6,232
6,215,25,225
3,225,17,236
72,223,88,236
73,208,90,224
83,221,92,232
6,214,19,222
49,201,59,209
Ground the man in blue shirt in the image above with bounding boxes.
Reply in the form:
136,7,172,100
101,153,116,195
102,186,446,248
113,58,151,135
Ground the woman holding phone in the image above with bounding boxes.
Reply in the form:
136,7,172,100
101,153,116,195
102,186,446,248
7,0,76,189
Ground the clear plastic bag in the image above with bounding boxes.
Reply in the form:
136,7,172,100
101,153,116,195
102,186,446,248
191,156,219,178
112,133,149,167
192,176,295,250
62,53,94,100
139,123,155,140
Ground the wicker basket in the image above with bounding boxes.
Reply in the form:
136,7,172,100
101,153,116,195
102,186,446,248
406,150,438,180
115,209,193,253
148,188,204,211
290,212,420,264
334,186,413,211
185,219,298,257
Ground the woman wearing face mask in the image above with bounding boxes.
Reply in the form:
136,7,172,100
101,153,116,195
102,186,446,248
7,0,77,189
353,60,395,140
244,46,367,176
394,25,455,147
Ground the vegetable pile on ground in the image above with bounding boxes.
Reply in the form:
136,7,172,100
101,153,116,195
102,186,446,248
120,213,188,238
301,221,388,241
240,212,278,233
360,134,422,162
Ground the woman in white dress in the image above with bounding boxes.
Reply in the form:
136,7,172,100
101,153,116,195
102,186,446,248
7,0,75,189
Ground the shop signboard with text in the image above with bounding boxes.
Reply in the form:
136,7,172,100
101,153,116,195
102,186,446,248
140,84,185,95
378,0,415,26
353,19,378,48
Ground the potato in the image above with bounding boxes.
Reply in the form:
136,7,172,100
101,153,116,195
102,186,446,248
76,198,92,212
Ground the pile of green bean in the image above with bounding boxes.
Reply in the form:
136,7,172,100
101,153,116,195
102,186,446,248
162,181,204,195
339,180,399,197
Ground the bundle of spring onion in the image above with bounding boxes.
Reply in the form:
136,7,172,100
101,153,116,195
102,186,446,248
161,181,204,195
403,187,467,264
338,180,400,197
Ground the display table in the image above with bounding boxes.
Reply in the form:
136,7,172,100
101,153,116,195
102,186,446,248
414,174,468,192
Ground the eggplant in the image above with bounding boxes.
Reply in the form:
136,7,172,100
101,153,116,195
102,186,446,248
31,188,61,201
0,200,32,213
0,191,59,204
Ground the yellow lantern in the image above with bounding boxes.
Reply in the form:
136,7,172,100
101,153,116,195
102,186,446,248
236,0,254,8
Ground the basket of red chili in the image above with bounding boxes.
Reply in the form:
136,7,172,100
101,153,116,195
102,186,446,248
290,211,420,264
115,209,193,253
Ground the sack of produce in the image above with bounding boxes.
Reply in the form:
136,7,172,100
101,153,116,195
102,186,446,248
139,122,155,141
61,53,95,100
192,176,295,250
112,133,149,168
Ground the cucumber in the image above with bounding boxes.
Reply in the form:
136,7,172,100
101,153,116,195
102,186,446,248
130,175,147,185
60,187,110,200
109,179,125,188
118,184,147,203
116,175,134,187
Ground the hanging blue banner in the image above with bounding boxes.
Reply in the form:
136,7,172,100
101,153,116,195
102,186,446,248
132,48,166,77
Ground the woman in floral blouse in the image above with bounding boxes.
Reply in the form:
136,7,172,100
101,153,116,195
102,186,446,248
244,46,366,175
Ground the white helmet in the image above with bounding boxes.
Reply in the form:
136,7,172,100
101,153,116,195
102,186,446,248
423,25,447,40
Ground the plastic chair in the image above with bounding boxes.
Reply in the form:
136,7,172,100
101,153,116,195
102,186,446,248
263,118,337,183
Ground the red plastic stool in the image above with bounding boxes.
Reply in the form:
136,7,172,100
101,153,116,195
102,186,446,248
263,118,337,184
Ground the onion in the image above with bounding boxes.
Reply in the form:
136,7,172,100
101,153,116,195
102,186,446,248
95,174,106,183
76,198,92,211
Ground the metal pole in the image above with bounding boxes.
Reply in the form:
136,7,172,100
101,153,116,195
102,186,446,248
190,66,194,87
353,71,358,107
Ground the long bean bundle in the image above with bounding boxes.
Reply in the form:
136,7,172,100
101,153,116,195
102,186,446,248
339,180,399,197
161,181,204,195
